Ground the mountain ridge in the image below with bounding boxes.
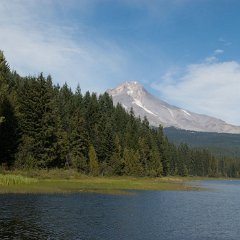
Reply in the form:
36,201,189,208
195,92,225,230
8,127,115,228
107,81,240,134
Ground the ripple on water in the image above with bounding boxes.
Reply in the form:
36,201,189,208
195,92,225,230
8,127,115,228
1,181,240,240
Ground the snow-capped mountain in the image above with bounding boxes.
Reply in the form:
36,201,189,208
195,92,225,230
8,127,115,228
107,81,240,134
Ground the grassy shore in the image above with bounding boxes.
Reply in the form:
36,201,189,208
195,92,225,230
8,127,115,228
0,169,203,194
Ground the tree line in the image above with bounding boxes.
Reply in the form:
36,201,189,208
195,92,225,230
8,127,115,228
0,51,239,177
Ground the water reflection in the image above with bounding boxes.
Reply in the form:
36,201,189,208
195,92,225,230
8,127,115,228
1,181,240,240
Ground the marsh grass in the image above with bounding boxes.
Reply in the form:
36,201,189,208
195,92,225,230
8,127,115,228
0,170,202,194
0,174,38,186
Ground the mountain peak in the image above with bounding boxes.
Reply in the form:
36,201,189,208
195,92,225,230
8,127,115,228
108,81,240,134
119,81,144,91
123,81,141,86
107,81,146,98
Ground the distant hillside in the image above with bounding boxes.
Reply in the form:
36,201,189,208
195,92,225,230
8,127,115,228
164,127,240,158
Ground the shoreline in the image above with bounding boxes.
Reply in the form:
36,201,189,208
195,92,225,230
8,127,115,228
0,170,232,194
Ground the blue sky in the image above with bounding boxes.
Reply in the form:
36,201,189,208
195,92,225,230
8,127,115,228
0,0,240,125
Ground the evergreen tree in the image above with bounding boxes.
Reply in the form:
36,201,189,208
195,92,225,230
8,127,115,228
57,83,74,132
112,103,128,133
177,144,189,176
98,92,114,116
95,119,114,163
0,98,18,166
138,137,150,174
124,109,138,150
123,148,143,176
0,51,18,166
17,74,60,168
148,148,163,177
69,108,88,172
161,147,171,176
108,134,123,175
89,145,99,176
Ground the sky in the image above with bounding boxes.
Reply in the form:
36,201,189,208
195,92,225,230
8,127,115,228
0,0,240,125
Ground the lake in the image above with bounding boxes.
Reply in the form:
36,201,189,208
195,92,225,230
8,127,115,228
1,180,240,240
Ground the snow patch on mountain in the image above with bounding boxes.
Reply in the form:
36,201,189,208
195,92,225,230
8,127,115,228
181,109,191,116
127,90,133,95
133,99,157,116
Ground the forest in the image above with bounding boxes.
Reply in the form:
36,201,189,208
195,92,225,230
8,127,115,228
0,50,240,178
164,127,240,158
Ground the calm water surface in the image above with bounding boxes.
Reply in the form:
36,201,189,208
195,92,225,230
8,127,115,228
1,180,240,240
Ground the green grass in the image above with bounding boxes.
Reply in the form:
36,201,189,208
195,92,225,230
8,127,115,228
0,170,202,194
0,174,38,185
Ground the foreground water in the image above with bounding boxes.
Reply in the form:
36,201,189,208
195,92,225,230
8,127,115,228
1,180,240,240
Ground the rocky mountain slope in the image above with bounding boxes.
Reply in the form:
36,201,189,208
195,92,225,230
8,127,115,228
107,81,240,134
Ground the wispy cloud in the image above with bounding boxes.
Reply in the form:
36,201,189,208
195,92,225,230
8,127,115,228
214,49,224,55
219,37,232,47
204,49,224,63
152,58,240,125
0,0,129,93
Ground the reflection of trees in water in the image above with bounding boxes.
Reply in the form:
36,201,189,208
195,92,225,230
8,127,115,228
0,217,49,239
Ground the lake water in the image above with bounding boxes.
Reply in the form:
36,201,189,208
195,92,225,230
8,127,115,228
1,180,240,240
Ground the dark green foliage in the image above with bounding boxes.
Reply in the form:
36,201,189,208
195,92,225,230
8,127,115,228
164,127,240,158
123,148,143,176
177,144,190,176
1,50,240,177
16,74,61,168
148,147,163,177
108,135,123,175
0,51,19,166
138,137,150,169
0,98,18,166
68,108,88,171
89,145,99,176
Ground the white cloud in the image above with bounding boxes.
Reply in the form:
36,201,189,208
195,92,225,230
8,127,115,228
205,56,218,63
0,0,129,93
214,49,224,55
204,49,224,63
152,60,240,125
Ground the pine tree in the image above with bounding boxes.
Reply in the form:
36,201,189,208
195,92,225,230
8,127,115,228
124,110,138,150
108,134,123,175
95,119,114,163
0,98,18,166
73,84,83,110
161,145,170,175
69,108,88,172
98,92,114,116
58,83,74,132
112,103,128,133
148,144,163,177
138,137,150,174
123,148,143,176
0,51,18,166
17,74,60,168
0,50,9,124
89,145,99,176
155,126,170,176
84,92,99,141
177,144,189,176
